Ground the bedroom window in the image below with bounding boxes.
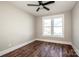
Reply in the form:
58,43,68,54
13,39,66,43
42,14,64,37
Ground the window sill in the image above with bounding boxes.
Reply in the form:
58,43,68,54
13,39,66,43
42,35,64,38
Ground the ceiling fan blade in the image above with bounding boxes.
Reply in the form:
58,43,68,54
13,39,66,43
43,1,55,5
27,4,39,6
36,7,40,12
43,6,49,11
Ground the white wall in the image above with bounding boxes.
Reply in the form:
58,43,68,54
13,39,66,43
35,11,72,43
72,2,79,55
0,2,35,51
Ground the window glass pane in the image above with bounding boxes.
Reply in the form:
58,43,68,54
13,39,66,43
43,27,51,36
53,17,63,26
42,15,64,37
42,19,51,26
53,27,63,36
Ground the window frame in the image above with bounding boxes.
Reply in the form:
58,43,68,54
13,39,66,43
42,14,64,37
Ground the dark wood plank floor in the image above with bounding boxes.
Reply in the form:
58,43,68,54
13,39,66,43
2,40,78,57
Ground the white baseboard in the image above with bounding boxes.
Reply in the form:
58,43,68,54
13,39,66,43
72,45,79,56
0,39,35,56
0,38,74,56
35,39,72,45
35,39,79,56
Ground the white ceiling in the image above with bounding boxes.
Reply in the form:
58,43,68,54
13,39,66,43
10,1,76,16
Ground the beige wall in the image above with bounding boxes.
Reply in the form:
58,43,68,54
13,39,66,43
35,11,72,42
0,1,74,52
72,2,79,55
0,2,35,51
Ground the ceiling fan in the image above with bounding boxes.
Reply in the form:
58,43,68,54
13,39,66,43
27,1,55,12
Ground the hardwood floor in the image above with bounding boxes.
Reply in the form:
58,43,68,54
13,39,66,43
2,40,78,57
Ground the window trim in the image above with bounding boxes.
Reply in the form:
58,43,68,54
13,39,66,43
42,14,64,37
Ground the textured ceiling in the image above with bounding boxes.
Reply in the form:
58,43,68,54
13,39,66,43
10,1,76,16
